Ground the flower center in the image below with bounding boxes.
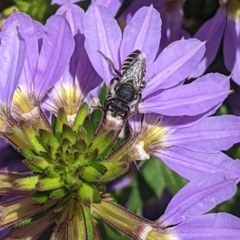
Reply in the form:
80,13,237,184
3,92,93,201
220,0,240,19
138,124,170,154
12,87,37,114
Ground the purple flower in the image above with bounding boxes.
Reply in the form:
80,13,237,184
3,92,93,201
93,173,240,239
127,112,240,181
154,173,240,239
42,3,102,120
84,3,240,181
84,4,230,117
3,11,75,125
190,1,240,84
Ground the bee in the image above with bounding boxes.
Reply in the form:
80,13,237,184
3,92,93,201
99,50,146,123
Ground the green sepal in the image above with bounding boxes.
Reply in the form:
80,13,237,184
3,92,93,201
39,129,59,150
22,159,43,173
87,149,99,163
92,188,102,203
75,153,89,167
79,166,102,182
62,124,76,144
12,217,33,229
12,175,40,190
77,128,89,147
82,205,94,240
31,191,49,203
60,138,71,153
20,122,45,153
54,108,67,138
22,149,37,159
82,117,93,146
46,144,58,159
72,103,89,132
51,114,57,133
101,162,129,182
49,187,68,200
30,156,52,170
8,125,31,150
77,182,95,206
74,138,87,153
64,173,82,190
91,162,107,175
12,211,45,229
44,166,60,177
36,177,63,191
88,130,115,155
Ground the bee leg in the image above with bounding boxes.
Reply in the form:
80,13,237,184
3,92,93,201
98,50,122,77
145,74,155,84
89,97,102,113
110,77,120,85
133,91,142,114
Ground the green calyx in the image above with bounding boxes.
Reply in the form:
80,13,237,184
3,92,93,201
14,104,130,206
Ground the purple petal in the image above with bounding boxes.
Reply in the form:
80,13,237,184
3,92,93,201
57,3,102,99
120,6,161,66
223,18,240,85
96,0,124,16
33,20,44,40
10,13,39,94
158,173,238,226
190,9,226,78
128,114,143,134
160,103,222,129
144,39,205,97
34,14,75,99
56,3,85,82
84,4,122,83
0,18,26,106
154,147,240,181
140,73,230,116
172,213,240,240
167,115,240,153
32,20,44,51
57,3,84,35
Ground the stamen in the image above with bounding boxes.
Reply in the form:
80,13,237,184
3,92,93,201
129,141,150,161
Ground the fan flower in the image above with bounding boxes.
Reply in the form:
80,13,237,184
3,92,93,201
190,0,240,84
92,173,240,239
83,3,240,180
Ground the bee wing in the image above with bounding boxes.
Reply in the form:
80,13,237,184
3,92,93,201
120,50,146,89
